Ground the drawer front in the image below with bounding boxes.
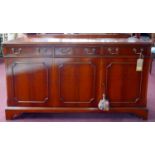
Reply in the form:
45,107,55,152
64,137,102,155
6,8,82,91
54,47,100,57
103,47,150,57
3,46,150,58
3,47,54,57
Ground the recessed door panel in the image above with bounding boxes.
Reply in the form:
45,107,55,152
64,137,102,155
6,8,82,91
105,59,143,107
11,59,49,106
57,58,101,107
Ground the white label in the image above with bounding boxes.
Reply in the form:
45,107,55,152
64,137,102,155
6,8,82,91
136,58,144,71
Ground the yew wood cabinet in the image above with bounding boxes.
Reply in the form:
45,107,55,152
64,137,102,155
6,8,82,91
2,36,152,120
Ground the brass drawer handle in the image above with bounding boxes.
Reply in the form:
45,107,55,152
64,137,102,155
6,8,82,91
61,48,73,54
133,48,144,55
84,48,96,54
38,48,48,54
11,48,22,55
108,47,119,55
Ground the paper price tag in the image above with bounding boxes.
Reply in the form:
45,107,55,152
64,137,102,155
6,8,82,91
136,58,144,71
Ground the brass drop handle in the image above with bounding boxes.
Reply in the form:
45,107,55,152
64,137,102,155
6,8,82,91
133,48,140,54
133,48,144,55
133,48,144,59
84,48,96,54
108,47,119,55
140,48,144,52
61,48,72,54
11,48,22,55
38,48,48,54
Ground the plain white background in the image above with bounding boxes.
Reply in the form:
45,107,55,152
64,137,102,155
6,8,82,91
0,1,155,155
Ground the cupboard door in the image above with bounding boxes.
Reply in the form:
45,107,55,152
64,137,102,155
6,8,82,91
6,58,49,107
104,58,150,107
54,58,102,107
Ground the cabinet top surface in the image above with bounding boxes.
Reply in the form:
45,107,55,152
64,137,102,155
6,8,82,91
3,35,152,46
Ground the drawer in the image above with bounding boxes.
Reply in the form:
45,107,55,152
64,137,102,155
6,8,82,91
3,47,54,57
103,47,150,57
54,47,100,57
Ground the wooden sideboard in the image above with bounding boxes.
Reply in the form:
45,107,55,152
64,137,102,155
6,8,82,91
2,35,152,120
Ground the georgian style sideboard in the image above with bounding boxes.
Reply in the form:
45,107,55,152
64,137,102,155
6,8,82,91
2,35,152,120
